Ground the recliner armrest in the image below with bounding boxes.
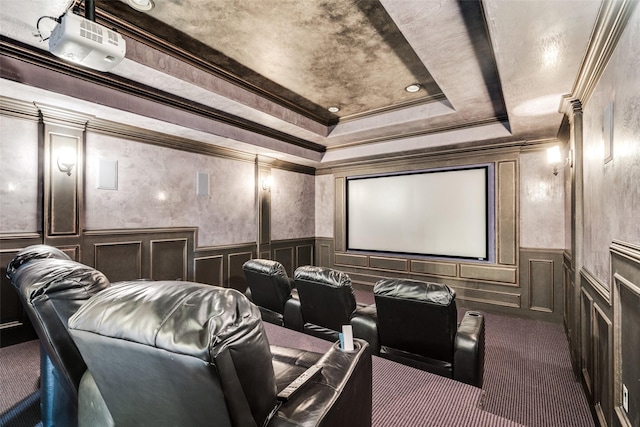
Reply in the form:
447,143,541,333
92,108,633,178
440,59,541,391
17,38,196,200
269,339,372,427
350,304,380,356
283,296,304,331
453,311,485,388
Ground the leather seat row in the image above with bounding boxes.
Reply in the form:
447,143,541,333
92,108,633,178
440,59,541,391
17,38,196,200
243,259,485,388
8,246,372,427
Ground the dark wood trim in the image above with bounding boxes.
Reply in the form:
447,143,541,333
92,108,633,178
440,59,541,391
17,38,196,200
0,37,326,154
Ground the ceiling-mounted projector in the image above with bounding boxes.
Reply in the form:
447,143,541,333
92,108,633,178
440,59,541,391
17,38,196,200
49,12,126,72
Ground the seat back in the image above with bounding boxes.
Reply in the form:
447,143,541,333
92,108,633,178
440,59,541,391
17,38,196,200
294,266,357,332
242,259,292,315
69,281,279,427
7,245,111,427
374,278,457,363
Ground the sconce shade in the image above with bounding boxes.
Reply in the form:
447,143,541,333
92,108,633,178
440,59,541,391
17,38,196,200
57,147,77,176
547,146,562,165
262,175,274,191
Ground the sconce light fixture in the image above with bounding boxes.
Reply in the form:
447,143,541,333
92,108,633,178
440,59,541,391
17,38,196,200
57,147,77,176
547,145,572,176
261,175,274,191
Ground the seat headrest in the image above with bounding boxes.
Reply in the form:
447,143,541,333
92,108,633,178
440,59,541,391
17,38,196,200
69,280,264,362
6,244,71,278
69,281,278,427
243,259,288,278
8,258,110,303
294,266,352,288
374,278,455,306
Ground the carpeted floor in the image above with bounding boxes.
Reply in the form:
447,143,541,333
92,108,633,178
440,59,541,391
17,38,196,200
0,340,41,427
0,297,594,427
481,312,593,426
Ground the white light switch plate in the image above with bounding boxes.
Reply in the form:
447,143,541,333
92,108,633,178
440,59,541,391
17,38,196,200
622,384,628,412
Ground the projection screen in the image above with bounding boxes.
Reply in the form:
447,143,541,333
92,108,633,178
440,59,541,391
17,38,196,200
346,166,490,260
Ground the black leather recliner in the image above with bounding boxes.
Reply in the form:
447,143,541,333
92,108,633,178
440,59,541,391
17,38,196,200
68,279,372,427
6,245,111,427
242,259,303,328
293,266,375,342
353,278,485,388
8,246,373,427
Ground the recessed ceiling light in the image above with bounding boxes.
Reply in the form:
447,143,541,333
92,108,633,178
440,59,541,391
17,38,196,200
127,0,155,11
328,106,340,113
405,84,421,93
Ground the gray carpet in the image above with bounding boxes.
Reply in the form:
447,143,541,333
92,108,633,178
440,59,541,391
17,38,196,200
0,340,41,427
0,307,594,427
481,313,594,426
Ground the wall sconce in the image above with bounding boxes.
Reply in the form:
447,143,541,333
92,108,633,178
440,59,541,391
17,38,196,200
547,145,572,176
57,147,77,176
261,175,273,191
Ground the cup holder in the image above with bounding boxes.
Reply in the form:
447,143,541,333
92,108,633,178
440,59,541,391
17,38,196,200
333,340,362,353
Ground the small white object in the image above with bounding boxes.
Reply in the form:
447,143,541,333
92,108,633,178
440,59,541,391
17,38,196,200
623,384,629,412
49,12,126,72
97,158,118,190
196,172,209,196
342,325,354,351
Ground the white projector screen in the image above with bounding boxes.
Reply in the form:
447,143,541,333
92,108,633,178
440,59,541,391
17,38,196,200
346,166,490,260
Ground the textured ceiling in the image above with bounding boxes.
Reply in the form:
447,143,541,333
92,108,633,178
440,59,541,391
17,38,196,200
0,0,604,166
97,0,446,123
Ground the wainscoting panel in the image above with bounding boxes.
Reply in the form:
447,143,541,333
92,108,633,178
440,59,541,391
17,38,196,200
334,252,368,267
410,260,457,277
611,241,640,427
593,303,613,427
194,255,223,287
150,239,188,281
82,228,196,282
369,256,407,272
528,259,554,312
94,241,142,282
459,264,517,285
227,251,253,292
315,238,334,268
0,233,42,346
580,287,594,395
270,238,315,276
296,244,313,267
274,247,294,276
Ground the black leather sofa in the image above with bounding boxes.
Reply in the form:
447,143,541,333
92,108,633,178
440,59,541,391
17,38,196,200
242,259,303,328
353,278,485,387
7,246,373,427
293,266,376,341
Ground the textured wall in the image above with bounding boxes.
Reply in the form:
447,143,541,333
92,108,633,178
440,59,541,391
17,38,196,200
84,133,256,247
315,174,334,238
582,7,640,283
520,149,565,249
0,116,40,233
270,168,315,240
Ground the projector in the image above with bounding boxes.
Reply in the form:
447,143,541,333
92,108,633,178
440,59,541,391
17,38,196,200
49,12,126,72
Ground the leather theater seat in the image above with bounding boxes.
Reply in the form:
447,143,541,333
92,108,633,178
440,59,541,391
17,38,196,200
353,278,485,387
7,245,372,427
242,259,303,328
6,245,111,427
293,266,375,342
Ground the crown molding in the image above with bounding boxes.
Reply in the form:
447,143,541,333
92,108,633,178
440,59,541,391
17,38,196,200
0,36,326,154
568,0,638,106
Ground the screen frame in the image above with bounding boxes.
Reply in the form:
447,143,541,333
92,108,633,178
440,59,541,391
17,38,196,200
345,164,495,262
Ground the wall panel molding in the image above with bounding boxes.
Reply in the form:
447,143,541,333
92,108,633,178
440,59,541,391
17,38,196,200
150,238,188,281
0,233,43,347
94,241,142,282
611,240,640,427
